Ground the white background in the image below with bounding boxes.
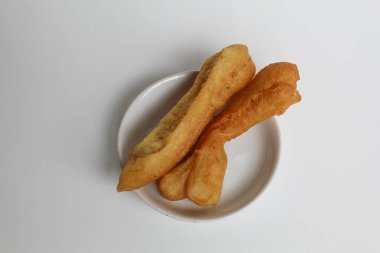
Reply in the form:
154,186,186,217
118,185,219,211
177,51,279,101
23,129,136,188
1,0,379,252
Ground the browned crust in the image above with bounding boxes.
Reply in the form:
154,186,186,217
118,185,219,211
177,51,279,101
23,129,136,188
158,62,301,205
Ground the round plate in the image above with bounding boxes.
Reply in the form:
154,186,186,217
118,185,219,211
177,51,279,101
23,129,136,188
117,71,281,222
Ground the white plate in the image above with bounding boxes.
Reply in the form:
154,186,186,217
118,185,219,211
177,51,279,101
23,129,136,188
117,71,281,222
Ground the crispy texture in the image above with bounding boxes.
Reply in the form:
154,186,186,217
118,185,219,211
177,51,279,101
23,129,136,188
117,45,256,191
156,155,195,200
158,62,301,205
186,135,227,205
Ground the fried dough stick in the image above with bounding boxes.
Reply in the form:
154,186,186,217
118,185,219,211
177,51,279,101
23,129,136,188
117,45,255,191
157,62,301,205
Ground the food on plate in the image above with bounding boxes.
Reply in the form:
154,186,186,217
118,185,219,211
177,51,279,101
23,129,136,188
157,154,195,200
117,44,256,191
158,62,301,205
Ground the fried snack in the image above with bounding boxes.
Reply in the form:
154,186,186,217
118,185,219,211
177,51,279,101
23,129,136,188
117,45,256,191
157,155,195,200
157,62,301,205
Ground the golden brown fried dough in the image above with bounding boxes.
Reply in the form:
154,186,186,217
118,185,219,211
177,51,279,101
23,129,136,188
158,62,301,205
185,135,227,205
117,45,256,191
156,155,195,200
